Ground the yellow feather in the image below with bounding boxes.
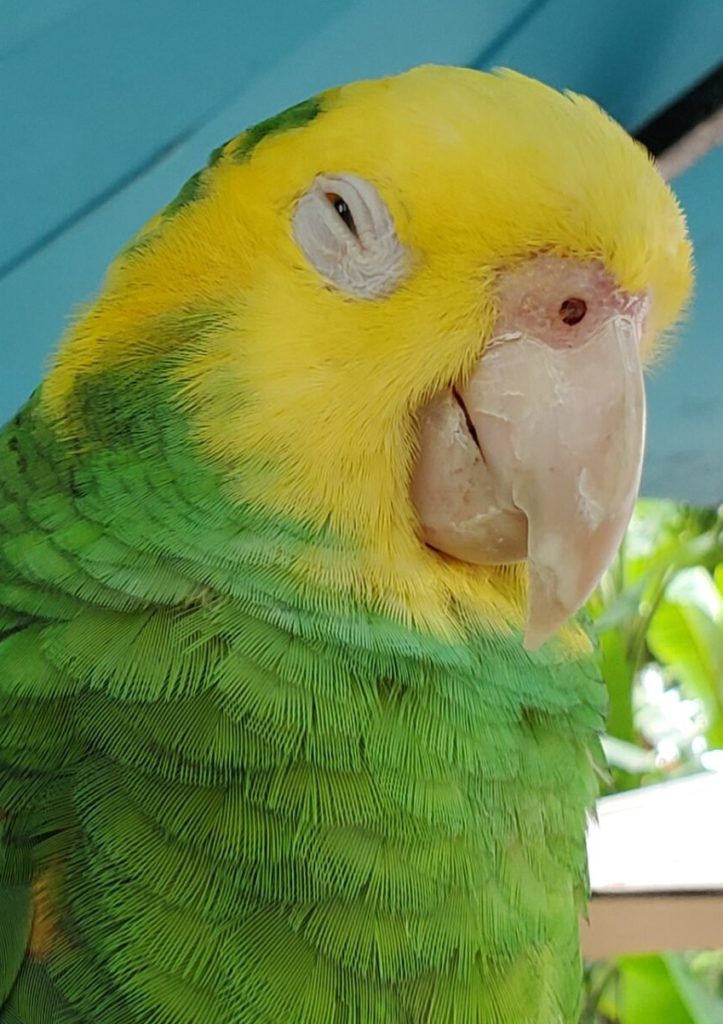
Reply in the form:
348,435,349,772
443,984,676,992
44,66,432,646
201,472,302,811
42,66,692,642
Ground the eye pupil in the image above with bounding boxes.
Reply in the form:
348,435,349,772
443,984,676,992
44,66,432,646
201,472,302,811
326,192,357,234
559,297,587,326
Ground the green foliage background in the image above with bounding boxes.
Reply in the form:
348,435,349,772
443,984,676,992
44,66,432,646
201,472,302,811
582,501,723,1022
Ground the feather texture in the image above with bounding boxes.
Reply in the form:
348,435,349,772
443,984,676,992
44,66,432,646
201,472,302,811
1,65,691,1023
0,379,604,1023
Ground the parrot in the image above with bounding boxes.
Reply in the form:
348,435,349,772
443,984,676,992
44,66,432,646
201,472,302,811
0,65,691,1024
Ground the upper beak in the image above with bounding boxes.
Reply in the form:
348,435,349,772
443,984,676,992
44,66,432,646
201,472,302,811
411,314,646,649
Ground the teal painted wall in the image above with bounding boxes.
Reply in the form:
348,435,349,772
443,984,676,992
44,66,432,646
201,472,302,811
644,143,723,504
1,0,722,502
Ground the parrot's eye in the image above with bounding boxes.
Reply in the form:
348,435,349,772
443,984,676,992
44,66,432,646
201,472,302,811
325,192,358,236
293,173,409,299
559,297,587,325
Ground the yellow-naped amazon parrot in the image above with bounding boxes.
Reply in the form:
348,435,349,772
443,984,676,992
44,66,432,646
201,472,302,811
0,66,691,1023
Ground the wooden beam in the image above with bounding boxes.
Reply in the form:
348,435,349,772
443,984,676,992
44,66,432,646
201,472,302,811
582,893,723,959
583,772,723,958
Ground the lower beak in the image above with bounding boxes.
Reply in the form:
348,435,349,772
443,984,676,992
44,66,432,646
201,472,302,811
411,315,646,649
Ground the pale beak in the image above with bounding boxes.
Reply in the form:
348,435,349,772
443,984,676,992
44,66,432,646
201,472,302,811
411,315,646,649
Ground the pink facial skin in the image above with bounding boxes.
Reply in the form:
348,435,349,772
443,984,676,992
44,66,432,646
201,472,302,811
493,255,649,350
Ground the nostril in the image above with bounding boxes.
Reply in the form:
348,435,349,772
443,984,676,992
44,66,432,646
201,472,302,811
559,297,587,326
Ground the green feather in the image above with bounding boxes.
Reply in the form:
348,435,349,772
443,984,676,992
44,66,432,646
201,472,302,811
0,351,604,1022
232,96,323,163
0,847,32,1008
149,93,323,243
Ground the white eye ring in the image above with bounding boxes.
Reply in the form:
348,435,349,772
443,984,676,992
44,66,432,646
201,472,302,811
292,173,408,299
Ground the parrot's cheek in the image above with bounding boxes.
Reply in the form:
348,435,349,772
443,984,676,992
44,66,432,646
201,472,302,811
411,314,646,649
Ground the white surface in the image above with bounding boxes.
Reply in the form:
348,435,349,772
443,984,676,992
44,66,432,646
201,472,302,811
587,770,723,894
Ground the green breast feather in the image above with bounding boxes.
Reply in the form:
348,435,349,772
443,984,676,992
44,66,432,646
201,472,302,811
0,350,605,1024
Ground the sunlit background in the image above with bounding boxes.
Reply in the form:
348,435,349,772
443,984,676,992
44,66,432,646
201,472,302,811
2,2,722,1020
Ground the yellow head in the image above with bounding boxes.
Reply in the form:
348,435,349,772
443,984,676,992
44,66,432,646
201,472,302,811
44,66,692,641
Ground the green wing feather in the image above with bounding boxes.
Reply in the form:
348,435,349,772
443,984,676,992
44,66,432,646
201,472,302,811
0,362,605,1023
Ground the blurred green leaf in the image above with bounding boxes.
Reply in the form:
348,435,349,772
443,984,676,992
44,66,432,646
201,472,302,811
665,954,723,1023
667,567,723,621
600,734,656,773
593,579,647,635
715,563,723,599
623,499,684,566
597,954,723,1024
689,950,723,999
598,628,636,744
583,500,723,1023
648,569,723,748
622,502,720,589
